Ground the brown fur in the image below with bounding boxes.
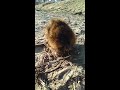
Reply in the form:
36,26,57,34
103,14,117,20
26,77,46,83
44,18,76,56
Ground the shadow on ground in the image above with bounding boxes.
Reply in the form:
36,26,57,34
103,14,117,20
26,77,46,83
35,45,45,53
70,44,85,67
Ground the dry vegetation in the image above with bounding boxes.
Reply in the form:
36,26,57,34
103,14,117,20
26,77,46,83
35,0,85,90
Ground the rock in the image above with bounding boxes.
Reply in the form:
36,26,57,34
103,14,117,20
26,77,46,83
73,12,82,15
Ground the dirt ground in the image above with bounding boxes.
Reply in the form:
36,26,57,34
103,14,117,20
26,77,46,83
35,0,85,90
